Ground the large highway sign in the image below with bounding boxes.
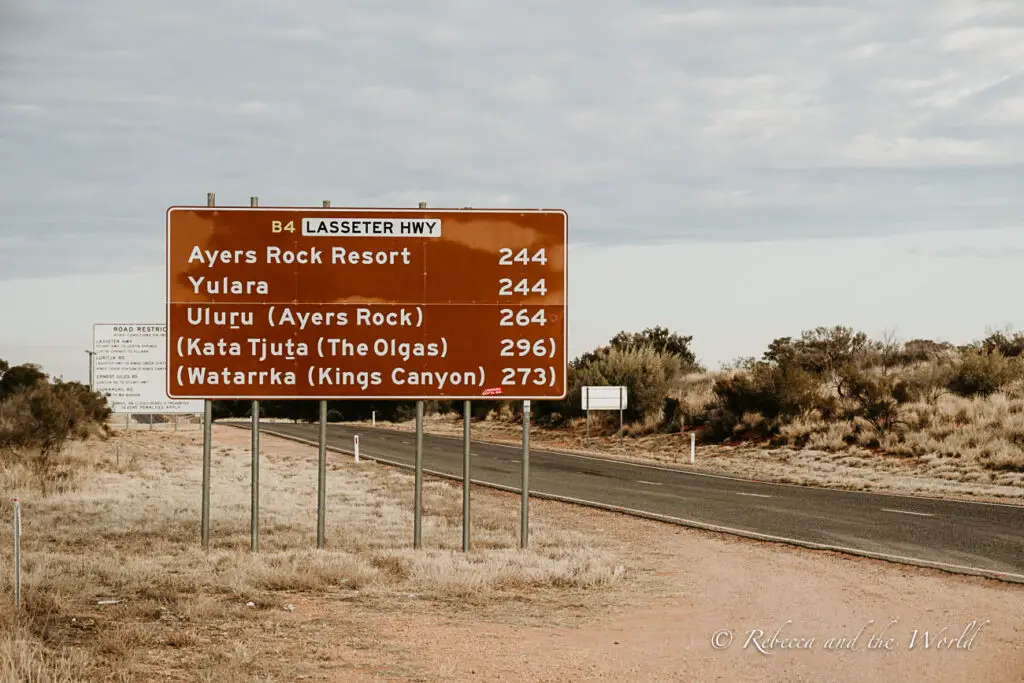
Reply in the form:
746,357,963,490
165,207,568,400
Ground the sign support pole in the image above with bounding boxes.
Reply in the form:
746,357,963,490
86,350,94,391
521,399,530,549
414,399,424,549
201,191,214,551
249,196,260,554
317,199,330,550
585,387,590,448
317,399,327,548
463,399,471,552
619,385,624,443
412,199,427,551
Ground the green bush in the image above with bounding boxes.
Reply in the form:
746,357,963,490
0,361,47,401
568,344,683,424
713,361,819,422
946,351,1020,397
608,326,699,370
661,396,684,432
0,383,85,456
979,331,1024,358
837,366,904,435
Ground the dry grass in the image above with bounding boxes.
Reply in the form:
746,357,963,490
673,370,722,423
0,428,627,681
776,391,1024,478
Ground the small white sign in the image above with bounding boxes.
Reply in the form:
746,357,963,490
92,323,203,414
581,386,628,411
302,217,442,237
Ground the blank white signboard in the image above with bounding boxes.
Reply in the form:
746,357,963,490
92,323,203,414
581,386,628,410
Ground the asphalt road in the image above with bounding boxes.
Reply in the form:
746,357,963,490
243,421,1024,582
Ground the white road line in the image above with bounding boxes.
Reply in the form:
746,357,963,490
637,480,663,486
736,492,772,498
881,508,934,517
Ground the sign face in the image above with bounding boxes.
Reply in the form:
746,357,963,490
92,323,204,413
581,386,627,411
165,207,568,400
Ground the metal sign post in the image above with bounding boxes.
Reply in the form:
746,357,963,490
585,386,590,447
413,198,427,551
463,399,471,552
201,191,214,551
317,398,327,549
521,399,531,549
619,386,624,443
414,400,424,549
317,199,330,550
249,196,261,554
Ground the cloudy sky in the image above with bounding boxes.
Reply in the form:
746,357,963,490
1,0,1023,383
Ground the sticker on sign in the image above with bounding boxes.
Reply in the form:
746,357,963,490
302,217,442,237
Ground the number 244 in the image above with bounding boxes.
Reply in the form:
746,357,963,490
498,247,547,265
498,278,547,297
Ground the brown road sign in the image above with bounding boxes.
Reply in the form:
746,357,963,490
165,207,568,400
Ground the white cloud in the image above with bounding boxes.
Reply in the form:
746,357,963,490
494,75,556,104
981,96,1024,124
838,134,1004,167
1,0,1024,284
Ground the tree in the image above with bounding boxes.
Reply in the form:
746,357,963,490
608,326,698,369
0,361,47,401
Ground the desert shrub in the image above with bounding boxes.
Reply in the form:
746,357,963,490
607,326,699,370
566,344,683,424
979,330,1024,358
326,409,343,422
946,351,1021,397
764,326,873,377
836,366,905,436
672,371,719,427
900,339,956,364
702,360,820,442
593,345,682,423
661,396,684,432
0,361,47,401
898,362,954,405
712,360,819,422
0,382,109,494
242,403,267,419
0,383,82,455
